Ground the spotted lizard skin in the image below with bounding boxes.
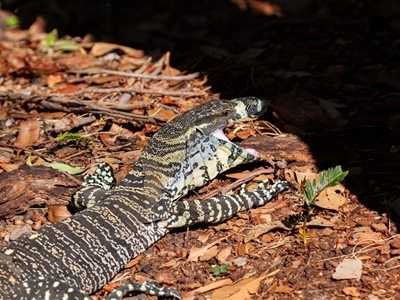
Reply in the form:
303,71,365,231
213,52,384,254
0,97,290,299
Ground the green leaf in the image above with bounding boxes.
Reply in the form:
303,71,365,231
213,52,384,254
211,266,221,276
46,162,85,174
211,264,229,276
26,153,33,166
6,16,19,27
45,29,58,47
53,40,79,51
219,263,229,273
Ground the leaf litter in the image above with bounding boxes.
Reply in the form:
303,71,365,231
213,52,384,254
0,1,400,299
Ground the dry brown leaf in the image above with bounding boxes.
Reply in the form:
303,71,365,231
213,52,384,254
291,170,347,211
87,75,123,84
47,206,71,222
199,246,219,262
14,118,39,148
315,184,347,211
0,162,19,172
125,253,143,268
46,73,64,88
349,229,383,246
160,96,176,105
236,243,254,256
162,64,181,86
185,278,233,298
210,275,266,300
39,112,67,120
275,285,294,293
147,107,177,122
217,246,233,263
225,171,252,179
197,233,210,244
235,130,254,140
99,134,114,148
161,258,180,268
342,287,360,297
305,216,335,227
187,234,232,262
90,42,144,58
57,83,89,93
244,221,291,243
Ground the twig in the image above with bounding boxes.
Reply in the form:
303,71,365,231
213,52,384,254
0,91,168,125
48,86,206,97
200,168,274,200
38,96,167,125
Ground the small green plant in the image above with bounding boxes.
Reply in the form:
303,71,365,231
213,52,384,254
302,166,348,244
211,264,229,276
6,15,19,28
56,132,90,145
46,162,85,174
45,29,79,52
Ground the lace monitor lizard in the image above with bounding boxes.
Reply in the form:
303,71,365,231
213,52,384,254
0,97,291,300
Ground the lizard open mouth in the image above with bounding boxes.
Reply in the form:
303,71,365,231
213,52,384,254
213,128,259,157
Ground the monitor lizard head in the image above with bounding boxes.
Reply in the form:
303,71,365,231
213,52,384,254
142,97,270,201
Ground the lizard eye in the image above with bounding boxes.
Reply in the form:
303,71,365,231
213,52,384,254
222,111,229,117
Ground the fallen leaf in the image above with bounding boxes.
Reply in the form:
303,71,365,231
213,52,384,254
147,107,177,122
47,206,71,222
161,258,180,268
90,42,144,58
87,75,123,84
236,242,254,256
217,246,233,263
0,162,19,172
14,118,39,148
275,285,294,293
315,184,347,211
343,286,360,297
46,73,64,88
244,221,291,242
292,170,347,211
235,129,254,140
186,278,233,298
210,275,266,300
187,234,232,262
199,246,219,261
57,83,89,93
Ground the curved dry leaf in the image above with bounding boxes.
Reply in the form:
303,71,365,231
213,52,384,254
210,275,267,300
315,183,347,211
244,221,291,243
217,246,233,263
187,234,232,262
14,118,39,148
199,246,219,262
47,205,71,222
288,170,347,210
90,42,144,58
184,278,233,299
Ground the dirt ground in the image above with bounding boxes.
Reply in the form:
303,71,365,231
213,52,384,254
0,0,399,299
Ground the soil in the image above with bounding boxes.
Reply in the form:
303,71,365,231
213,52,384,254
0,1,399,299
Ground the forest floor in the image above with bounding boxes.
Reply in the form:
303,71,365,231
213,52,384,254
0,1,399,299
